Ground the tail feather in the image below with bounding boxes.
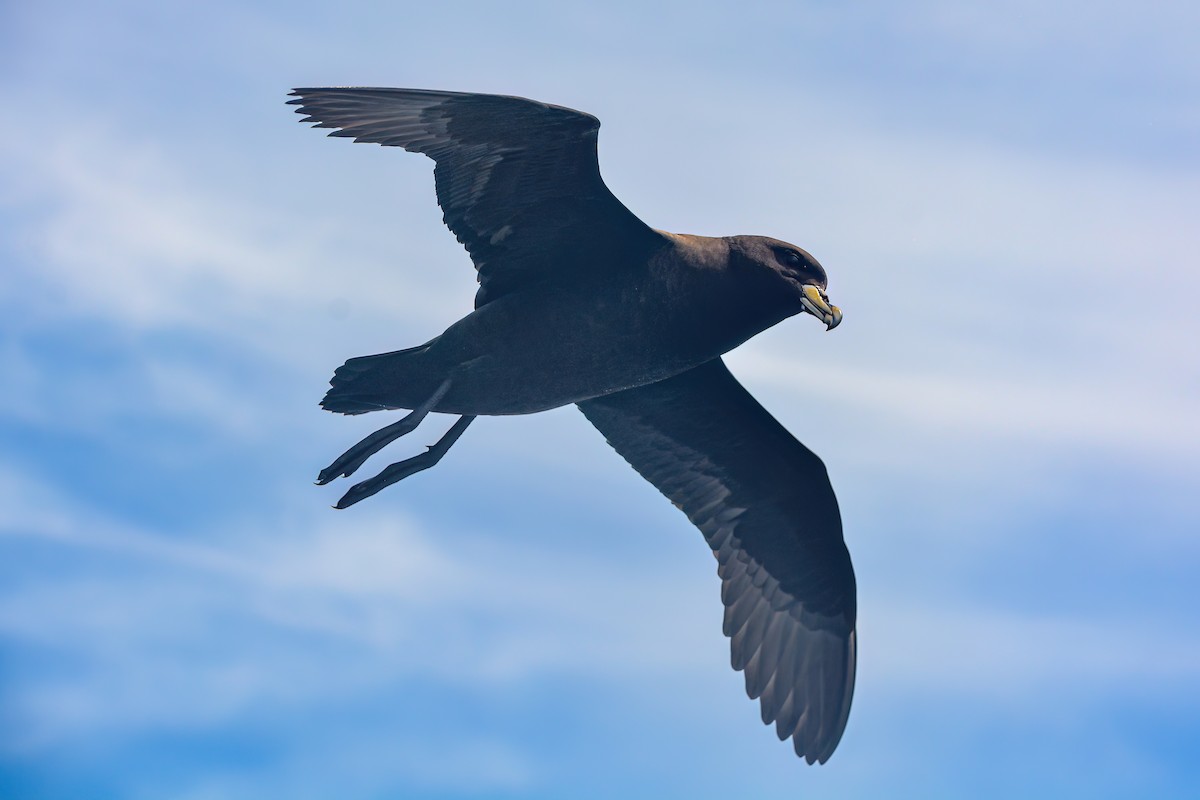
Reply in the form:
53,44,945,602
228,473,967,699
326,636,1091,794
320,344,431,415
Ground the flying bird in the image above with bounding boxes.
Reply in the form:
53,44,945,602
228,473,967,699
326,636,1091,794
289,87,856,764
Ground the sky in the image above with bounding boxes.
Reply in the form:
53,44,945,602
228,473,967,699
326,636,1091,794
1,1,1198,798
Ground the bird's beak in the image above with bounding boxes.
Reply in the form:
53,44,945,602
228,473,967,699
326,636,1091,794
801,285,843,331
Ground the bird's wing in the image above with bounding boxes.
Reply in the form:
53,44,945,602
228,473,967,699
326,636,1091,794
577,358,856,763
288,87,665,306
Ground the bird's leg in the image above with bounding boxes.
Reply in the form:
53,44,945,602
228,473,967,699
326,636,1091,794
316,379,452,485
334,415,475,509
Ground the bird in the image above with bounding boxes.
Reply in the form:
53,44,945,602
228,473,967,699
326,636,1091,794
288,87,856,764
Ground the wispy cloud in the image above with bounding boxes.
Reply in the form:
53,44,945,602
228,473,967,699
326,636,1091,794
0,103,467,354
732,346,1200,460
3,1,1198,796
4,459,1193,771
0,467,716,753
863,600,1200,700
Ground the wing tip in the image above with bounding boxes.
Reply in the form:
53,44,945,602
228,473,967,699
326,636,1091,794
742,621,855,764
792,626,856,764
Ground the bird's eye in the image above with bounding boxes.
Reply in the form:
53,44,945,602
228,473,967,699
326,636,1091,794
777,250,804,268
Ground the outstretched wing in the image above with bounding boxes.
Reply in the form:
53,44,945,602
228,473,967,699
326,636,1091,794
577,358,856,763
289,87,664,306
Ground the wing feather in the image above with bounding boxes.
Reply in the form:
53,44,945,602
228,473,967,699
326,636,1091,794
578,357,856,763
289,87,664,305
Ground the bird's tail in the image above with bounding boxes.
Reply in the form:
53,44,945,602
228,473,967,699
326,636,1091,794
320,344,434,415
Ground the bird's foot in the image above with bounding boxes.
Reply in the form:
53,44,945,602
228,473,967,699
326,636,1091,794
315,379,452,485
334,415,475,508
317,414,423,485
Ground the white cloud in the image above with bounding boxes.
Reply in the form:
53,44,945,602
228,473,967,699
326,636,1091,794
7,80,1197,477
863,600,1200,701
899,0,1200,73
2,4,1198,792
0,466,718,752
0,102,466,352
3,458,1195,768
730,344,1200,460
151,736,535,800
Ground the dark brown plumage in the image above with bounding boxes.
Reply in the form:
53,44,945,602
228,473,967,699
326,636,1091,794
289,87,855,763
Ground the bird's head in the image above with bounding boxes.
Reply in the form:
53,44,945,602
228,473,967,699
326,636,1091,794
726,236,842,331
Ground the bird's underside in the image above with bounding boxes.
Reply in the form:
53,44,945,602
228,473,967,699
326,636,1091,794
290,86,857,763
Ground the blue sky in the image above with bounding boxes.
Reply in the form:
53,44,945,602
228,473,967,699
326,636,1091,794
2,1,1198,797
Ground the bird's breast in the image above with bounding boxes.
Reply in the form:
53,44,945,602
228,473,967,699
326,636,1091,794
426,268,789,415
